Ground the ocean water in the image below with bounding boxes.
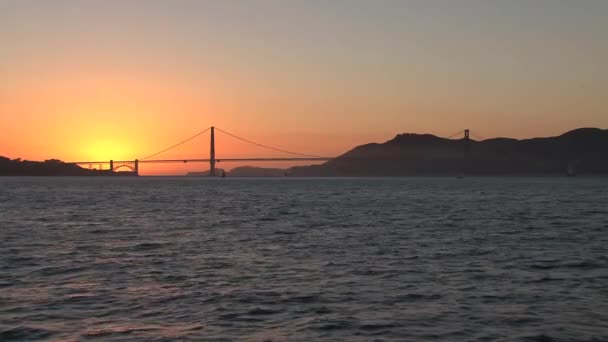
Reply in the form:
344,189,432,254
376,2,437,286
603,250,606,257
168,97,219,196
1,177,607,341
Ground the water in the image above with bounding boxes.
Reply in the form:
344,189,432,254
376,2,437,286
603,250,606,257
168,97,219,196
1,177,607,341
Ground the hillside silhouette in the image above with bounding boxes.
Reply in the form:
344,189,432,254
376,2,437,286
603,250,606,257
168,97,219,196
0,157,109,176
229,166,286,177
3,128,607,177
289,128,608,176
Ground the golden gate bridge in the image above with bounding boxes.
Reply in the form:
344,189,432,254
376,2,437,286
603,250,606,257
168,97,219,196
69,126,474,175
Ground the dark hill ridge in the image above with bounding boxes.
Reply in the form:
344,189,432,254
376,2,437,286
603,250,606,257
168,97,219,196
290,128,608,176
0,157,109,176
228,166,286,177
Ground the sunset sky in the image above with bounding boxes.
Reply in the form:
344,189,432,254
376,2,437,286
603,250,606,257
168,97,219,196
1,1,606,174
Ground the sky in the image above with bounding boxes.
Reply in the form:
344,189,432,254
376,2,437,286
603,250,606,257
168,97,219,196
1,0,606,174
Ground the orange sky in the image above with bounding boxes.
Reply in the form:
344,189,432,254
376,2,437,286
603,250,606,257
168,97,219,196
1,1,606,175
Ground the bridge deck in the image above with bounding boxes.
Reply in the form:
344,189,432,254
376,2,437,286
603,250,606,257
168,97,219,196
71,157,332,164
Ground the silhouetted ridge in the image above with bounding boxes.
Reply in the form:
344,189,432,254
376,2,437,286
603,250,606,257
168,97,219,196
559,127,606,138
290,128,608,176
228,166,286,177
388,133,447,145
0,157,110,176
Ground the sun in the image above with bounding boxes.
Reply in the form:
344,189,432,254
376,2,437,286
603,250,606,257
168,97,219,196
84,140,136,162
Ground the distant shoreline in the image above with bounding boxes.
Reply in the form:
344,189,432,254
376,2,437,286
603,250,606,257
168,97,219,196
3,127,608,177
2,174,607,178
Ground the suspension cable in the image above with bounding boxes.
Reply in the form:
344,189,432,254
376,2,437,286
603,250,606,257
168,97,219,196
140,127,211,160
215,127,329,158
444,130,465,140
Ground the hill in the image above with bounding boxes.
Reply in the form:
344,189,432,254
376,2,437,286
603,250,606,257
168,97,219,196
0,157,110,176
228,166,286,177
289,128,608,176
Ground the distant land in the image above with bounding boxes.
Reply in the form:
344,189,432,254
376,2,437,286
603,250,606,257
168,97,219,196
186,170,225,177
186,167,284,177
229,166,286,177
289,127,608,176
2,128,607,176
0,157,109,176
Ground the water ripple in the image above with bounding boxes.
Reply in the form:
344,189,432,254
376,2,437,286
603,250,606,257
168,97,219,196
0,177,607,341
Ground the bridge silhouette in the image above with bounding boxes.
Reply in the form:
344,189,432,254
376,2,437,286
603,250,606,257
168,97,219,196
70,126,334,175
69,126,473,176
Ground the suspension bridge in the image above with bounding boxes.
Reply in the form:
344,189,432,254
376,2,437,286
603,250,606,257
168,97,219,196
68,126,474,176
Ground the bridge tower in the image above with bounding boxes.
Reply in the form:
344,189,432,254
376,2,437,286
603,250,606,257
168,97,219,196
134,159,139,176
109,160,114,174
210,126,216,176
463,129,470,175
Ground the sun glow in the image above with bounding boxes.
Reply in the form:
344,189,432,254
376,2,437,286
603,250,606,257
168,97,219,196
83,140,136,162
